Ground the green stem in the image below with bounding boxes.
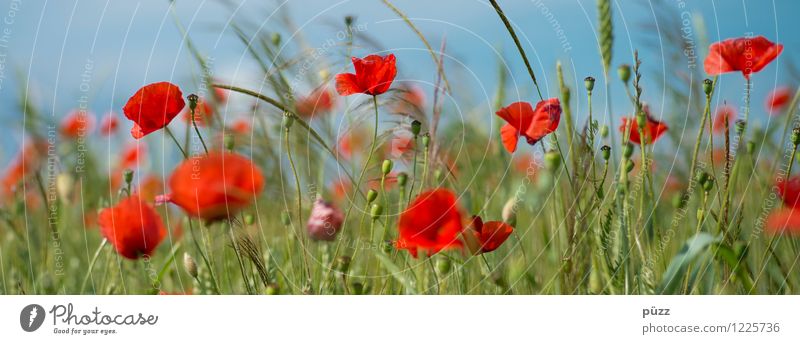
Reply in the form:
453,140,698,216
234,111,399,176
488,0,544,100
165,126,188,159
190,107,210,155
80,239,107,294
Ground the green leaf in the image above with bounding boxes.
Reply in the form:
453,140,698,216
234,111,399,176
374,251,417,295
656,233,721,294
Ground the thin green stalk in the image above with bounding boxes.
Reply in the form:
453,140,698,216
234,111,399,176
284,123,312,285
165,126,188,159
80,239,107,294
190,106,209,155
488,0,544,100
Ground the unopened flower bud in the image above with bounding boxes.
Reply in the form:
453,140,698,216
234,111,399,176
307,198,344,241
370,203,383,220
397,172,408,187
271,32,281,46
183,252,198,279
703,176,715,192
584,76,595,92
792,128,800,146
411,120,422,136
625,159,634,173
244,214,255,225
382,159,393,176
601,145,611,160
544,151,561,171
282,114,294,130
600,125,609,138
366,189,378,203
636,112,647,129
422,133,431,148
703,79,713,96
265,283,280,295
123,169,134,185
436,256,452,275
696,171,709,186
622,143,634,159
618,64,631,84
344,15,354,27
434,169,443,182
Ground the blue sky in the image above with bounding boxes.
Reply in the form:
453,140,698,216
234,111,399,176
0,0,798,161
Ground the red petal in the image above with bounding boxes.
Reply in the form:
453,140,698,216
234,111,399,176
766,207,800,236
478,221,514,253
335,73,361,96
496,102,534,132
500,124,519,153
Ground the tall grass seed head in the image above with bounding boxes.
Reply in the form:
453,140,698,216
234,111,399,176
183,252,198,278
502,197,518,227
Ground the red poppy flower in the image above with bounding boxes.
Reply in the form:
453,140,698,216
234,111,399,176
464,216,513,254
307,198,344,241
123,82,186,139
335,54,397,96
766,207,800,236
230,118,252,135
712,105,737,134
337,128,367,160
119,143,146,170
777,176,800,208
704,36,783,79
396,189,465,258
619,109,668,145
295,88,336,119
386,130,415,159
496,98,562,153
98,195,166,260
2,140,48,196
766,86,792,115
60,110,95,138
99,112,119,136
168,152,264,221
182,99,215,127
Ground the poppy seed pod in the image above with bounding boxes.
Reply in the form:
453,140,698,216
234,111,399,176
307,198,344,241
601,145,611,161
382,159,393,176
367,189,378,203
584,76,595,92
344,15,354,27
422,133,431,148
123,169,134,186
703,79,713,96
411,120,422,136
370,203,383,220
544,151,561,171
622,143,634,159
618,64,631,84
187,94,199,111
625,159,635,173
792,128,800,146
696,171,709,186
436,256,452,275
703,176,715,192
183,252,198,279
271,32,281,46
282,114,294,130
397,172,408,187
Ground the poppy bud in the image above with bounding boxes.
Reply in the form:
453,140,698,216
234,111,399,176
600,145,611,161
335,256,351,273
703,79,713,96
625,159,634,173
382,159,393,176
703,176,715,192
792,128,800,146
307,198,344,241
422,133,431,148
618,64,631,84
370,203,383,220
502,197,517,227
123,169,134,185
696,171,709,186
544,151,561,171
436,256,452,275
671,192,687,208
187,94,199,111
183,252,198,279
244,213,255,225
622,143,634,159
271,32,281,46
344,15,354,27
735,120,746,135
584,76,595,92
600,125,609,138
636,111,647,129
282,113,294,130
397,172,408,187
366,189,378,203
411,120,422,136
265,283,279,295
746,141,755,155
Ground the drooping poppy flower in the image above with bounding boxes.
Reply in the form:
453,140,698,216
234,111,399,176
713,105,737,134
97,195,166,260
704,36,783,79
765,207,800,236
496,98,562,153
335,54,397,96
182,99,215,127
396,188,465,258
295,88,336,119
776,176,800,208
306,198,344,241
619,107,668,145
99,112,119,136
168,152,264,221
123,82,186,139
60,110,95,139
766,86,792,115
463,216,514,254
